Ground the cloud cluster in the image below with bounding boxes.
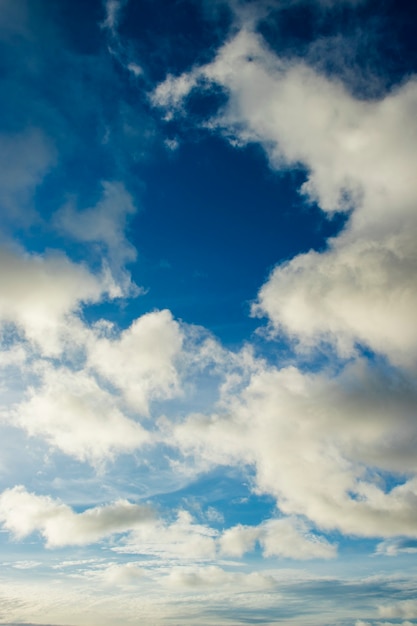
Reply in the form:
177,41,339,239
0,479,336,561
119,507,335,562
150,17,417,543
255,231,417,365
152,29,417,366
1,307,187,464
171,359,417,538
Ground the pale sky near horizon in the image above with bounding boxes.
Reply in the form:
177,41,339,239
0,0,417,624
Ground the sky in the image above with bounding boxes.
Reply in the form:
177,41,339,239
0,0,416,624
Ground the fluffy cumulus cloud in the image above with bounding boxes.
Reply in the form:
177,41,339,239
87,309,184,415
255,231,417,365
0,246,111,355
375,538,417,557
7,365,150,464
0,485,155,547
171,359,417,538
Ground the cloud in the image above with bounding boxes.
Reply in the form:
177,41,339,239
171,359,417,539
254,231,417,365
219,522,260,557
11,560,42,570
259,517,336,559
87,309,184,415
92,562,145,587
9,366,150,464
101,0,126,34
0,245,113,355
0,485,155,547
375,537,417,557
54,180,138,280
131,501,313,564
162,564,276,590
118,509,218,560
220,517,336,559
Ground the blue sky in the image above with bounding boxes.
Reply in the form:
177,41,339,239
0,0,417,624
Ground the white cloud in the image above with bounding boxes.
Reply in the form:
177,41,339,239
259,517,336,559
162,564,276,590
379,600,417,619
220,517,336,559
152,71,200,115
12,560,42,570
93,562,145,587
9,366,150,464
87,309,184,415
0,245,112,355
254,231,417,365
0,485,155,547
171,360,417,539
219,523,259,557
